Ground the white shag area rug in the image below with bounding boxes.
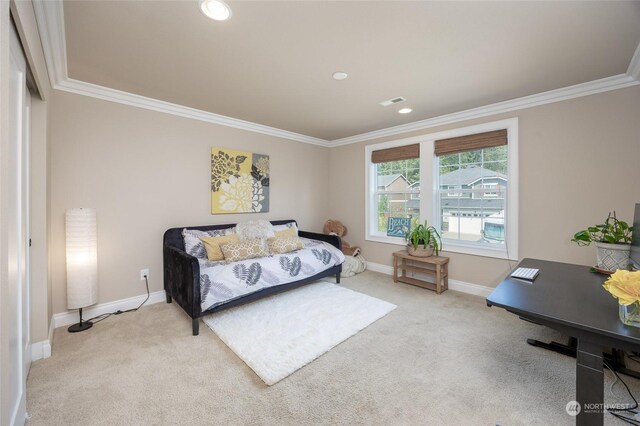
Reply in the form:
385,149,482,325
203,282,396,385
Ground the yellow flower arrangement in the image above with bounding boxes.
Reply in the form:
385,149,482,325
606,270,640,327
603,270,640,305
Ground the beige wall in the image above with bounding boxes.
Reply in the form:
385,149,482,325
47,81,640,311
50,91,331,315
329,86,640,288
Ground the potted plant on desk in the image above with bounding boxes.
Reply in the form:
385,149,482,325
405,220,442,257
571,212,633,272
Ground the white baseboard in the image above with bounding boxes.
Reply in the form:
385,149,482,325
448,280,493,298
31,341,46,362
367,262,394,275
366,261,493,298
53,290,167,329
31,316,54,362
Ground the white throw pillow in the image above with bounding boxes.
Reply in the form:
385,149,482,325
235,220,275,241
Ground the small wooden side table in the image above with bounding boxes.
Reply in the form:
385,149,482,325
392,250,449,294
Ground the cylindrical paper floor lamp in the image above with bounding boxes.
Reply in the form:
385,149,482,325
66,208,98,333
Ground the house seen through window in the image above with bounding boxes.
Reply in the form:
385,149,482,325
437,145,507,244
375,159,420,233
366,119,517,259
374,146,507,244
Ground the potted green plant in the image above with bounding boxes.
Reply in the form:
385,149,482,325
571,212,633,272
405,220,442,257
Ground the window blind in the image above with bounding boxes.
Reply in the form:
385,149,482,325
371,144,419,164
434,129,507,156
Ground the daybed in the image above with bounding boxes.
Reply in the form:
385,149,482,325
163,220,343,335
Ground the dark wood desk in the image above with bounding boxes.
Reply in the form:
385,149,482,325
487,258,640,426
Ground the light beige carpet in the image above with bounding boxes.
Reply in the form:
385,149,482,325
26,270,640,425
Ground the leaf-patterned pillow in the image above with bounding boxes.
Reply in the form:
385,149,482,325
183,234,208,258
220,238,269,262
182,227,233,259
268,236,304,254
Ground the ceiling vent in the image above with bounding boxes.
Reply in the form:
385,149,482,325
379,97,406,107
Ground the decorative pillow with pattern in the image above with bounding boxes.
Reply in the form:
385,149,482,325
182,227,234,259
268,236,304,254
235,220,275,241
200,234,240,261
272,222,298,236
220,238,270,262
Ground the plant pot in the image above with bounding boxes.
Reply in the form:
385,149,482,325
594,242,631,272
406,244,434,257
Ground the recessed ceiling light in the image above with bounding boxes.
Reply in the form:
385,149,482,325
332,72,348,81
398,108,413,114
199,0,232,21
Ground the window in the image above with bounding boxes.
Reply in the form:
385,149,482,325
371,144,420,234
437,145,507,244
365,118,518,260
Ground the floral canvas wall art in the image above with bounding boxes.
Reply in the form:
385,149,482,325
211,148,270,214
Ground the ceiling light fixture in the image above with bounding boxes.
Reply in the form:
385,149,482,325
332,72,348,81
199,0,232,21
398,108,413,114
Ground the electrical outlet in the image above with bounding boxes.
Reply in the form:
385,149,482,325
140,268,149,281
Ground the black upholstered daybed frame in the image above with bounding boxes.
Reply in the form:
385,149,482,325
163,220,342,335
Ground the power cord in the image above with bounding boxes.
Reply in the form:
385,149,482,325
604,360,640,425
86,275,150,325
607,364,621,398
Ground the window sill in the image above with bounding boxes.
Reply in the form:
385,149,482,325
366,234,517,260
440,240,517,260
366,234,407,246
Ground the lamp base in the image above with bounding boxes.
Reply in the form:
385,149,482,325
67,307,93,333
68,321,93,333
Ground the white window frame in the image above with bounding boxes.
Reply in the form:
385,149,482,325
366,135,433,245
365,117,518,260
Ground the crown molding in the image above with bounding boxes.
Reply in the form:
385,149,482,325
331,73,639,146
32,0,67,88
57,78,330,146
33,0,640,148
627,42,640,82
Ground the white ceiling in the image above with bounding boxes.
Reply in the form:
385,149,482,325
58,1,640,142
